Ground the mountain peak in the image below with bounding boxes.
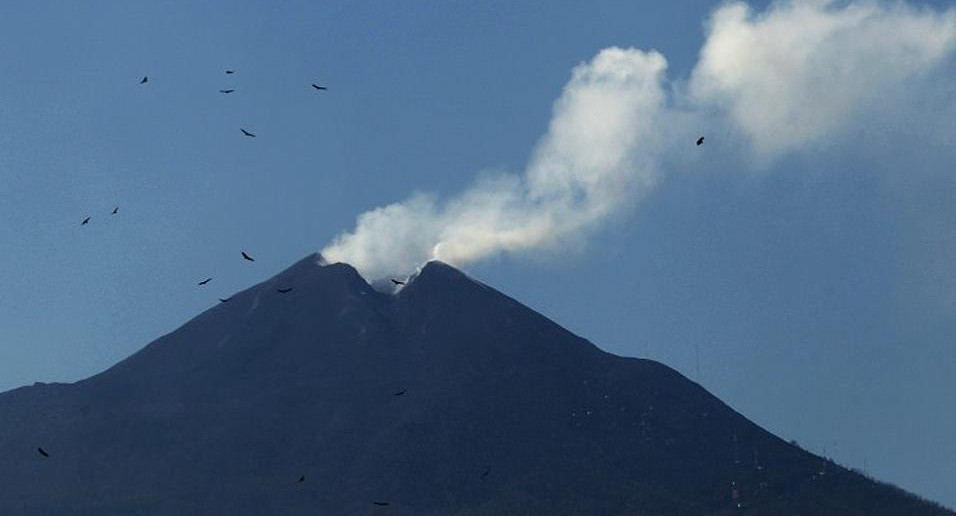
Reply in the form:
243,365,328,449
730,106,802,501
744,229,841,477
263,252,368,294
269,251,326,279
408,259,488,293
363,259,480,294
1,254,951,515
418,259,464,278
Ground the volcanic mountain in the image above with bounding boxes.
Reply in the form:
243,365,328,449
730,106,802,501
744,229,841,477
0,254,950,515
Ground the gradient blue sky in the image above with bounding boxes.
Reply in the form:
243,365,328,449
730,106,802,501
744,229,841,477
1,0,955,508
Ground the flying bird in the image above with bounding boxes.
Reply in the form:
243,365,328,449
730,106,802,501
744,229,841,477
696,136,705,146
240,128,256,137
219,298,232,303
225,70,235,74
481,469,490,479
219,89,235,94
198,278,212,286
297,475,305,483
311,84,327,91
393,389,406,396
111,207,118,215
277,287,293,293
81,216,91,225
140,76,148,84
390,279,405,286
37,447,49,458
241,252,255,261
373,502,390,507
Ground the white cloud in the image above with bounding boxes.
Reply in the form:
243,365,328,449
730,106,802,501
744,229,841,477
689,0,956,159
323,47,670,278
324,0,956,280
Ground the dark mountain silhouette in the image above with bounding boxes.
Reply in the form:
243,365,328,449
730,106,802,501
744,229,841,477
0,254,950,515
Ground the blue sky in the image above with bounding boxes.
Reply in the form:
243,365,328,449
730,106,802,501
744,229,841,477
2,0,955,508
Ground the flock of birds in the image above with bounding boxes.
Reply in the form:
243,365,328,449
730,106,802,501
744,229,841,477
54,70,709,508
139,72,325,139
59,70,419,501
78,70,705,304
77,71,334,303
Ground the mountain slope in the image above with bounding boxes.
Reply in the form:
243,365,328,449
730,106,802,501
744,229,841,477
0,254,950,515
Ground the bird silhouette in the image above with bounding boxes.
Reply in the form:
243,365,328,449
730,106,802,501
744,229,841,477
111,207,118,215
240,128,256,137
696,136,705,146
297,474,305,483
390,279,405,286
37,447,49,458
198,278,212,286
481,468,490,479
218,298,232,303
393,389,406,396
311,84,327,91
225,70,235,74
373,502,390,507
219,89,235,94
277,287,293,293
241,252,255,261
140,76,148,84
81,216,91,225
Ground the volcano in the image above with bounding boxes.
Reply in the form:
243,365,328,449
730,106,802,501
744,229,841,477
0,254,950,515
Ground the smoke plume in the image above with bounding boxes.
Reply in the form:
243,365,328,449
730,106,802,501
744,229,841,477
323,0,956,280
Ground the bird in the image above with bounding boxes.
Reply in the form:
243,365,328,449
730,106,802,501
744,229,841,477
81,216,91,225
277,287,293,293
111,207,118,215
393,389,406,396
373,502,390,507
481,468,490,479
696,136,705,146
37,447,49,458
140,76,148,84
240,128,256,137
241,252,255,261
311,84,327,91
390,279,405,286
218,298,232,303
296,474,305,483
219,89,235,94
225,70,235,74
198,278,212,286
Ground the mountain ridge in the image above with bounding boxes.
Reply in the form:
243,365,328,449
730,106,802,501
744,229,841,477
0,253,950,515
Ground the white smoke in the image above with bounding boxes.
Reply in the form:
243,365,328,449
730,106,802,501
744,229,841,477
323,0,956,280
324,48,671,278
